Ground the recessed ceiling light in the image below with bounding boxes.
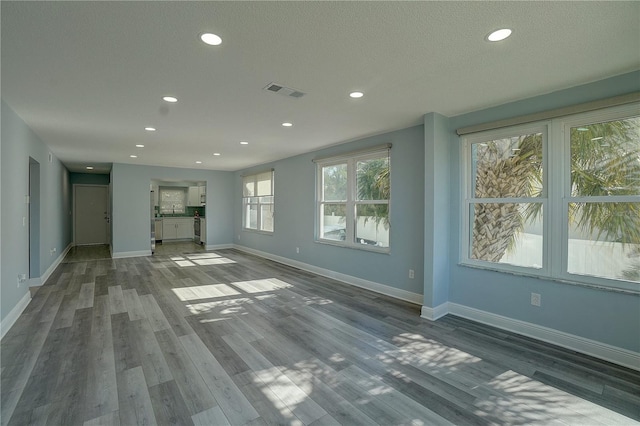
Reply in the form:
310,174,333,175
162,96,178,103
136,144,145,148
145,127,156,131
240,141,249,145
486,28,512,42
349,91,364,98
282,122,293,127
213,153,221,156
577,127,589,131
86,166,94,170
200,33,222,46
130,155,138,158
591,136,604,141
195,161,202,164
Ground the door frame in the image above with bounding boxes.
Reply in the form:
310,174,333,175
73,184,110,246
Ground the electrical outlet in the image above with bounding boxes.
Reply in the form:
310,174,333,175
296,247,300,254
17,274,27,287
409,269,415,279
50,247,57,256
531,292,541,307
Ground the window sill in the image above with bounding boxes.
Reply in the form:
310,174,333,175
242,229,274,236
315,239,390,255
458,261,640,295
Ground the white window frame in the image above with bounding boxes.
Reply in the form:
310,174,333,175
315,147,391,253
242,170,274,234
556,104,640,292
461,123,550,277
460,103,640,293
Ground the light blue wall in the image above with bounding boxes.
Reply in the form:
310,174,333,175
423,113,451,308
1,101,72,322
234,125,425,295
447,71,640,352
111,163,233,255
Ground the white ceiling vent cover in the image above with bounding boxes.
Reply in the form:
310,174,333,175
263,82,305,99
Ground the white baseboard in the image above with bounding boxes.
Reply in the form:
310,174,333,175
112,250,152,259
420,303,449,321
447,302,640,372
233,244,423,305
206,244,234,251
39,243,73,286
1,291,31,340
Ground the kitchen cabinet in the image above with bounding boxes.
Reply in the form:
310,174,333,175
187,186,200,206
199,186,206,205
162,218,194,240
155,219,163,241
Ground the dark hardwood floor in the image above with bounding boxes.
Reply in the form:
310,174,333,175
1,247,639,425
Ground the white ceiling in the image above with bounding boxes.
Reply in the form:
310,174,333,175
2,1,639,173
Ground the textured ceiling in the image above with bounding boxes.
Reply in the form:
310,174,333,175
2,1,639,173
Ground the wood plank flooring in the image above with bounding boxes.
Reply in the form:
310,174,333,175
2,246,639,425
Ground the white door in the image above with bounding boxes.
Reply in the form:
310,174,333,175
75,185,109,245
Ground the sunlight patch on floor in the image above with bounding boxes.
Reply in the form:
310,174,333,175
193,257,236,265
390,333,482,369
172,283,241,301
186,297,252,315
231,278,292,294
185,253,221,260
479,370,632,424
169,253,236,267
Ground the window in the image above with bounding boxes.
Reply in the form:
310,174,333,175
316,146,391,251
462,104,639,292
564,113,640,286
243,170,274,233
159,187,186,214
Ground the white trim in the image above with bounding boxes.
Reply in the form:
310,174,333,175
1,291,31,340
448,302,640,372
233,244,423,305
420,303,449,321
112,250,152,259
38,243,73,286
206,244,234,251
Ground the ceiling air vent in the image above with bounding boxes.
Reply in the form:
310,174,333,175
263,82,306,99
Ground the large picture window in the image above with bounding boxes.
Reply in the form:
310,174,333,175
243,170,274,233
462,104,639,292
316,146,391,252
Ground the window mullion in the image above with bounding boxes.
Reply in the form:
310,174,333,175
346,158,356,244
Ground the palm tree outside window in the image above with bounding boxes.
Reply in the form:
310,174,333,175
462,103,639,291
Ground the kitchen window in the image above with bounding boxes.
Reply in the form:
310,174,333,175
159,187,186,215
315,145,391,252
242,170,274,233
461,103,640,292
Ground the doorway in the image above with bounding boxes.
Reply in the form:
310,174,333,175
74,185,110,245
29,158,40,278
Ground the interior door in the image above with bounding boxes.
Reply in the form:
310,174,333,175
75,185,109,245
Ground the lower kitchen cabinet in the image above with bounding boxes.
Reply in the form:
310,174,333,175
155,219,163,240
162,218,194,240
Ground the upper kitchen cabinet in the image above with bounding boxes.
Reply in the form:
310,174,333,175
188,186,200,206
